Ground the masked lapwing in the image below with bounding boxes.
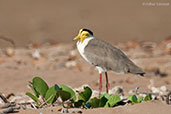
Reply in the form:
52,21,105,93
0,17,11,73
73,28,145,95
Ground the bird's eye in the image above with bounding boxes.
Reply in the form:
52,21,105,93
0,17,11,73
85,34,89,36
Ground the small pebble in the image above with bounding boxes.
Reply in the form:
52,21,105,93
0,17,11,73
160,86,167,92
166,92,171,105
61,108,69,113
5,47,15,57
70,50,77,56
109,86,124,95
65,61,77,68
151,87,160,94
32,50,41,59
72,110,82,113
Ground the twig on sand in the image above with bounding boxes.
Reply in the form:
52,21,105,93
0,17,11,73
17,102,32,105
0,103,16,109
0,102,20,114
136,91,158,96
2,106,20,114
30,102,37,109
132,87,158,96
0,93,9,103
5,93,15,99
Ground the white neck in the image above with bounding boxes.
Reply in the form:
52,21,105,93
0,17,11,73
76,36,94,63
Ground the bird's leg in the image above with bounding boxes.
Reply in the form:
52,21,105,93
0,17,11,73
105,72,109,93
99,73,102,97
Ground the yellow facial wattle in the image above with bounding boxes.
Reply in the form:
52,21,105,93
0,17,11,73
73,29,90,43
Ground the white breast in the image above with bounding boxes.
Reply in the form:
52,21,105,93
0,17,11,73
76,37,94,63
76,37,107,74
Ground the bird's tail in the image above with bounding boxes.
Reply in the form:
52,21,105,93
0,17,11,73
127,62,145,76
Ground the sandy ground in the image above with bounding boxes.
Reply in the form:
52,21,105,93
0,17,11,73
0,1,170,113
0,0,171,47
15,101,171,114
0,38,170,114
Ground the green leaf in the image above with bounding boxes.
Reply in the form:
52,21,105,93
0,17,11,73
45,84,60,104
89,97,100,108
59,85,76,101
58,90,71,102
74,100,84,108
99,93,111,107
32,77,49,97
137,96,143,103
144,94,152,101
78,86,92,102
29,84,39,97
105,94,120,107
26,92,39,106
100,93,111,100
128,95,138,104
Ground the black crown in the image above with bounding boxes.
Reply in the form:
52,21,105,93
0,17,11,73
82,29,93,36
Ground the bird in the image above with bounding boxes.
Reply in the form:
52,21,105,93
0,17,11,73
73,28,145,95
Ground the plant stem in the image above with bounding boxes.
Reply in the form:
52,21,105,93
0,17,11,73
39,95,53,108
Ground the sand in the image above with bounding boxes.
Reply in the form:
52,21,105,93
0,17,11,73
0,0,171,47
0,39,170,113
0,1,171,113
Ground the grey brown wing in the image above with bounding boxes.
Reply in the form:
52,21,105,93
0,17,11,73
84,39,145,75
